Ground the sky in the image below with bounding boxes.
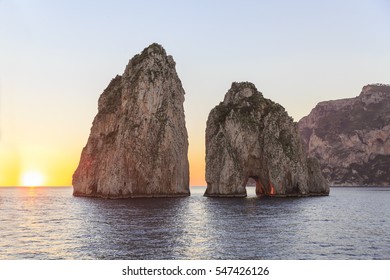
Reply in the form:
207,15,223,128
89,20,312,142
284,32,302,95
0,0,389,186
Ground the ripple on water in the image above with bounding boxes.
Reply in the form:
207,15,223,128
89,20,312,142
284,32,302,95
0,186,389,259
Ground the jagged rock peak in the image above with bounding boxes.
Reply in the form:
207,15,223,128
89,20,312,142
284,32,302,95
298,83,390,186
223,82,263,104
73,43,190,198
205,82,329,197
361,83,390,94
125,43,174,71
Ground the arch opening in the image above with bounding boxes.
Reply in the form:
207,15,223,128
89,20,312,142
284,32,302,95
244,176,267,197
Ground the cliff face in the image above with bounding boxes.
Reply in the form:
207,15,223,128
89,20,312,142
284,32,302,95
205,82,329,197
298,84,390,186
73,43,190,198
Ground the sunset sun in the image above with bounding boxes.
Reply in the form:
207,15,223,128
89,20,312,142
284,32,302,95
21,171,45,187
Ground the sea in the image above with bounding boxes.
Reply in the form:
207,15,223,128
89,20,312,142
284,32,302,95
0,186,389,260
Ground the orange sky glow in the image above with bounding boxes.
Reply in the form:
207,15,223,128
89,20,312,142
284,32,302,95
0,137,206,187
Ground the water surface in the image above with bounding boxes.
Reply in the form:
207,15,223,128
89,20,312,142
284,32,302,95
0,186,389,259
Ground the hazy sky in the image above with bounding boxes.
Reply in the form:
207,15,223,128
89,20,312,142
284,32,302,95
1,0,389,186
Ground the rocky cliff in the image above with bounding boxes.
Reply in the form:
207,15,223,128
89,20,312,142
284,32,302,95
73,43,190,198
205,82,329,197
298,84,390,186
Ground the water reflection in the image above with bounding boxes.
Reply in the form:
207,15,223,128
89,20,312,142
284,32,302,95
72,196,191,259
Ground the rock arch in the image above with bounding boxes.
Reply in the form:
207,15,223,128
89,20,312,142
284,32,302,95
243,176,272,196
204,82,329,197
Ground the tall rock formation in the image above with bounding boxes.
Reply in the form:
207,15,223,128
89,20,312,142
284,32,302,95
298,84,390,186
73,43,190,198
205,82,329,197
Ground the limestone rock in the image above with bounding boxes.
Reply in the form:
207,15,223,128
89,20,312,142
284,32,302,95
73,43,190,198
298,84,390,186
205,82,329,197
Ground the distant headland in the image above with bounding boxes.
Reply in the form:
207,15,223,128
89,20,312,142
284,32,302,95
299,84,390,186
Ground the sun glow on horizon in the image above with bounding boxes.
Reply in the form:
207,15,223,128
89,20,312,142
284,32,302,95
20,171,45,187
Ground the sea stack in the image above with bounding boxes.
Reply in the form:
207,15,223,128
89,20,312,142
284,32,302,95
73,43,190,198
205,82,329,197
298,84,390,186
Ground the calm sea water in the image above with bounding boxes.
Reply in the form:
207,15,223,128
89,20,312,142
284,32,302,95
0,186,389,260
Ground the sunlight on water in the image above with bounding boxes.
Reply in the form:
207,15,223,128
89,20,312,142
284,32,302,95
0,186,390,259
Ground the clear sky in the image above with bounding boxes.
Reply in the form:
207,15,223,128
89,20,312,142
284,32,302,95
0,0,389,186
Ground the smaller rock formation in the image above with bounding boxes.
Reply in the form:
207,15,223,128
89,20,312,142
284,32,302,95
205,82,329,197
298,83,390,186
73,43,190,198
